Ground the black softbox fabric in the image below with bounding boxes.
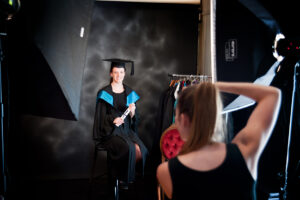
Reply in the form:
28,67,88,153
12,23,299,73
6,0,94,120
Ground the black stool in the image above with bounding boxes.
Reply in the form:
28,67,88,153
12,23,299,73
90,142,119,200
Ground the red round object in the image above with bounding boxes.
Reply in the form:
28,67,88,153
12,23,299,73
160,124,185,159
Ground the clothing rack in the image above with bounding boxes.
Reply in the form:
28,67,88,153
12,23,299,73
168,73,212,82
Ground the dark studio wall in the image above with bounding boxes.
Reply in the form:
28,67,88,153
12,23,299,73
216,0,300,199
87,2,198,153
81,1,199,178
3,0,198,191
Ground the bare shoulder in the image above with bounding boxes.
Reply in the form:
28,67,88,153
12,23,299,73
157,161,172,199
157,162,169,177
157,162,171,186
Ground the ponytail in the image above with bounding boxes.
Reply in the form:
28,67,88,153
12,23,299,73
179,82,224,155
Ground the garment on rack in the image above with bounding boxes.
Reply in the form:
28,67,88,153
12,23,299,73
154,86,176,144
152,75,211,162
152,85,176,160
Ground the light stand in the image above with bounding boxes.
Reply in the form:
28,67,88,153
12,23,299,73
0,29,7,197
0,1,20,198
0,1,21,198
274,36,300,199
281,59,300,200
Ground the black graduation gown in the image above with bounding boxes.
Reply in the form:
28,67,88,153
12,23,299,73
93,84,148,182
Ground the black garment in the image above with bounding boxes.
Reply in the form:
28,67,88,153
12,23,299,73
169,143,255,200
93,84,148,182
161,86,177,133
152,86,176,152
113,92,127,112
150,86,177,169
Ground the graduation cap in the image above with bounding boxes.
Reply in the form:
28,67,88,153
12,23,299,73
103,58,135,76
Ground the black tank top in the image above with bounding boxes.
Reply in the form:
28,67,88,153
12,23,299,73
169,143,255,200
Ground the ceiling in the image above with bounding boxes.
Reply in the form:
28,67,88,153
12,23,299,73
96,0,201,4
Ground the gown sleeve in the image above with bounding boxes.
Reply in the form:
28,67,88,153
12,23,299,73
93,99,115,143
130,105,140,134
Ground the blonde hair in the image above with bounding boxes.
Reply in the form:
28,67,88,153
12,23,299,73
178,82,226,155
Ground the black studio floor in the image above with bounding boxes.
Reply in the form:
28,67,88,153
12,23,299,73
4,175,300,200
5,171,159,200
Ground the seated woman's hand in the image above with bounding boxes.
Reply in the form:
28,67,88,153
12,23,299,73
113,117,124,127
129,103,136,117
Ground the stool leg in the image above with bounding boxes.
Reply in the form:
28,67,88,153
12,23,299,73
114,178,119,200
107,152,119,199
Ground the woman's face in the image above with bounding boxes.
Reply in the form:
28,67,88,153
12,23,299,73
110,67,125,84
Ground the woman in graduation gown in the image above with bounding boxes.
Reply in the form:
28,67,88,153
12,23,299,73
93,58,148,184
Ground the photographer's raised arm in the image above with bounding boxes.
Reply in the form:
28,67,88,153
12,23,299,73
216,82,281,180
